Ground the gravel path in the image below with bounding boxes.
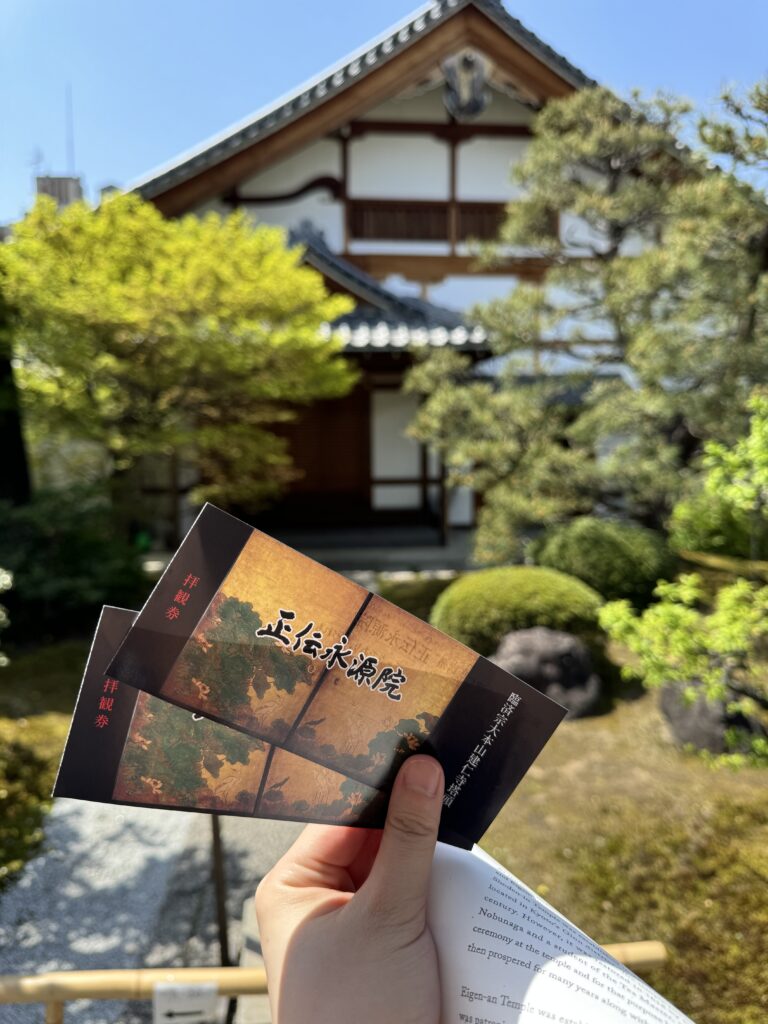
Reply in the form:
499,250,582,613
0,797,301,1023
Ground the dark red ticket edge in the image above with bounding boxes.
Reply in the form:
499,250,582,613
106,504,252,696
53,606,139,802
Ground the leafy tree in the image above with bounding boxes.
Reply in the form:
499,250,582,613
408,87,695,559
668,489,760,560
625,82,768,450
409,84,768,561
599,574,768,707
702,390,768,561
1,194,356,522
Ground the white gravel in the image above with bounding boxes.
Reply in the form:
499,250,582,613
0,797,302,1024
0,798,197,1023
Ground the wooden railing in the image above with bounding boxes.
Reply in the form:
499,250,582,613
0,943,667,1022
348,198,507,242
0,966,267,1023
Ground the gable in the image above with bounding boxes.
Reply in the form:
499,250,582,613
134,0,594,217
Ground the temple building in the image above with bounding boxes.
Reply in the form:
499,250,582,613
132,0,595,557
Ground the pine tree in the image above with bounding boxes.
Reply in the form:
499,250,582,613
408,85,768,561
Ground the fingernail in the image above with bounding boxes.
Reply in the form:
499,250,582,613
403,756,442,797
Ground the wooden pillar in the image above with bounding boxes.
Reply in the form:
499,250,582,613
341,132,350,253
448,136,458,256
419,444,429,514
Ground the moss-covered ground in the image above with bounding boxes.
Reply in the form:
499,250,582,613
484,691,768,1024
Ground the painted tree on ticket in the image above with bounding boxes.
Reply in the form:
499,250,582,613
167,594,317,730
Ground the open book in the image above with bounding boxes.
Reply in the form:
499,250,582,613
429,844,693,1024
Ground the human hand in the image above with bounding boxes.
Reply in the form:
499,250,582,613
255,755,445,1024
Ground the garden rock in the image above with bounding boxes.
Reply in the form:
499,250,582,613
490,627,602,718
660,681,768,753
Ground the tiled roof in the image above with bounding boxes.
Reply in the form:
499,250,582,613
131,0,595,201
293,224,488,351
325,321,487,351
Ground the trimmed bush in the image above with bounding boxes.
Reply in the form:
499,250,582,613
378,575,455,623
530,516,674,606
429,566,602,656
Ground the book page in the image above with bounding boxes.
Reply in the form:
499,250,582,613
428,844,693,1024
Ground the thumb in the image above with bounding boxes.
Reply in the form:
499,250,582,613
360,755,444,932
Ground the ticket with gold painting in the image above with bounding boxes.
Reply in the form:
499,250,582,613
55,606,387,828
103,504,566,847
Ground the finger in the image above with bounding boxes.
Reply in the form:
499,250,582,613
269,824,373,893
359,755,444,931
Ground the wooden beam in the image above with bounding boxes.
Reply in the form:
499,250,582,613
346,119,532,140
224,175,343,206
345,252,549,283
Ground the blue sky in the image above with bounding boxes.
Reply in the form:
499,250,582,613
2,0,767,223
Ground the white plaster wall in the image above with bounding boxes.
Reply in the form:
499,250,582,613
559,211,608,254
361,88,448,122
428,274,518,311
359,81,532,126
448,486,474,526
473,87,534,125
239,138,341,195
192,198,232,217
456,137,528,200
349,134,449,198
245,194,345,250
348,239,452,255
380,274,424,297
371,389,421,510
369,392,474,525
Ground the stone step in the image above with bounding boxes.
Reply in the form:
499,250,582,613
234,896,272,1024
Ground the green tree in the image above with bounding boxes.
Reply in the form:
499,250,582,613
599,574,768,708
408,87,696,559
1,194,355,521
625,81,768,451
702,390,768,561
408,84,768,562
